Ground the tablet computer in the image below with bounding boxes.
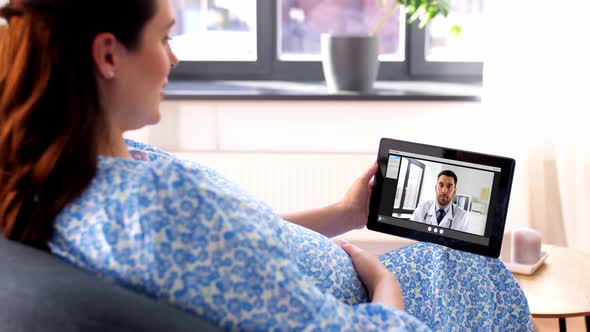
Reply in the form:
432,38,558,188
367,138,515,258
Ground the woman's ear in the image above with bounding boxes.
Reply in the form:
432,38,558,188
92,32,119,80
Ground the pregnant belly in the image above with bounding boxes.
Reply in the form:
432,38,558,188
282,222,368,305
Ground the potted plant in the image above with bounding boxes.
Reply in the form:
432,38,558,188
321,0,460,93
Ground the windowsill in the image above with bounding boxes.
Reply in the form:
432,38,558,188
163,80,482,101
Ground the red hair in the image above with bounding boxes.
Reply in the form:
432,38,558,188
0,0,155,250
0,5,99,250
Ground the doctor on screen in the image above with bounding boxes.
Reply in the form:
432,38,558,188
410,170,469,232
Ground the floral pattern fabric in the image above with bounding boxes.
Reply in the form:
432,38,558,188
49,139,532,331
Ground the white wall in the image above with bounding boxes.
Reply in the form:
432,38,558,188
134,100,490,154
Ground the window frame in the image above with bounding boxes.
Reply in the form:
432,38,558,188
169,0,483,83
169,0,273,80
408,23,483,78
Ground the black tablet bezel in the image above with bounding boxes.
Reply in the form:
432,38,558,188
367,138,515,258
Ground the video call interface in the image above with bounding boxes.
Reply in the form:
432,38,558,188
377,150,502,246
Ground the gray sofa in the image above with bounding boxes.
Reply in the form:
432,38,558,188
0,236,224,332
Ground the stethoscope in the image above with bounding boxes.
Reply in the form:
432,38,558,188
424,201,454,229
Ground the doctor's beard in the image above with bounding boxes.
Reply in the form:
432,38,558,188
437,194,452,207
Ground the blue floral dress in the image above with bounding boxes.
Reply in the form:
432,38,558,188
48,140,532,331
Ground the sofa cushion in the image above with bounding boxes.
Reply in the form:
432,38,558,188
0,236,223,332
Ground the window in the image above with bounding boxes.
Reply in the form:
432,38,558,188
170,0,257,61
169,0,270,80
279,0,404,62
409,0,484,77
394,158,426,214
169,0,484,82
426,0,485,62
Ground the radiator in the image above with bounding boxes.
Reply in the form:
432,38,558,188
173,152,375,214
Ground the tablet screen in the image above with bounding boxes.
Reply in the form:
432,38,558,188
368,138,515,257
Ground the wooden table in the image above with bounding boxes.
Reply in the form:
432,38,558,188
513,245,590,332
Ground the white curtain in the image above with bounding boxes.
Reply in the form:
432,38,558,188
482,0,590,252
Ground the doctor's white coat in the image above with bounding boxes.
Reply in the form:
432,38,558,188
410,200,469,232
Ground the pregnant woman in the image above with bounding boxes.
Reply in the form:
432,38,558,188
0,0,532,330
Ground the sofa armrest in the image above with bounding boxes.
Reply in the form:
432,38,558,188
0,236,224,332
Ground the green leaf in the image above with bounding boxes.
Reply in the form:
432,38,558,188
441,3,449,16
427,7,438,19
449,25,462,37
397,0,457,30
408,10,421,23
418,19,428,29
